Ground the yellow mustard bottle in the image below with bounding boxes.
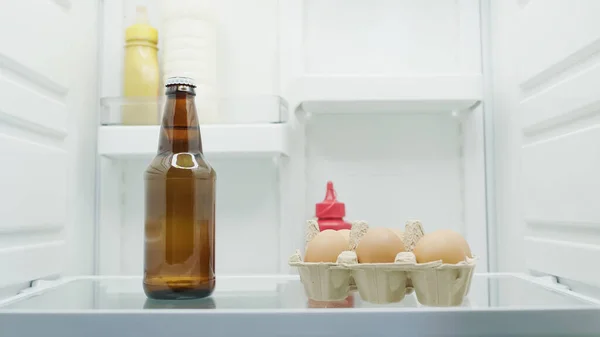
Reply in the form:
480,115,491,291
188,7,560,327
122,6,160,125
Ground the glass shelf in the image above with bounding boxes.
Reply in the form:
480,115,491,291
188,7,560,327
1,274,599,337
289,75,482,117
97,95,290,158
97,124,290,158
1,274,595,311
100,95,288,126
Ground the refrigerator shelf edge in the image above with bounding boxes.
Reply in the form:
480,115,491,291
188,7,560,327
97,124,290,158
1,274,599,337
1,273,598,309
100,95,289,126
288,75,482,116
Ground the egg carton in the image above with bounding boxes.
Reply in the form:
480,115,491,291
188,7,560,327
288,220,476,306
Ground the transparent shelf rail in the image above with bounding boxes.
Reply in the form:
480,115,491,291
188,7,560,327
98,96,290,158
1,274,599,337
100,96,288,125
288,75,482,116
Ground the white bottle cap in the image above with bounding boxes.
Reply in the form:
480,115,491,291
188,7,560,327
165,76,196,87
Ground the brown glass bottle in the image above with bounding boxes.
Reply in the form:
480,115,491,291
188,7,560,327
143,77,216,300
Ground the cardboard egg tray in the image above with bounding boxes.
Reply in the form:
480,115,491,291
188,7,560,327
288,220,476,306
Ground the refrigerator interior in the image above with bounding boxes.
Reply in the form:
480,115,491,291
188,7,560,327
1,0,600,317
97,0,487,278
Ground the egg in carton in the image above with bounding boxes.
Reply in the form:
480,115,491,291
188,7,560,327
287,219,413,302
287,219,423,303
288,249,353,302
407,226,476,306
341,220,476,306
407,256,476,307
339,220,423,304
287,219,360,301
341,253,476,306
287,235,347,300
288,220,476,306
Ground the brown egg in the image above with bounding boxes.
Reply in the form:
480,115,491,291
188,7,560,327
304,230,348,263
390,228,404,241
413,229,472,264
356,227,405,263
338,229,351,247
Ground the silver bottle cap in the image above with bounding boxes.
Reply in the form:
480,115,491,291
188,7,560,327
165,76,196,87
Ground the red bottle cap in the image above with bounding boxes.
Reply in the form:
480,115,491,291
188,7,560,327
316,181,346,219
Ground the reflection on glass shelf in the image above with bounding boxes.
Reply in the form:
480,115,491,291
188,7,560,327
1,274,595,311
100,96,288,126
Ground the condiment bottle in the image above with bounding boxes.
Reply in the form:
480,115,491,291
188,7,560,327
312,181,354,308
315,181,352,231
122,6,160,125
144,76,216,300
161,0,219,124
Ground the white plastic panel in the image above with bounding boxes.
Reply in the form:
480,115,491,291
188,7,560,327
0,0,69,135
215,0,279,96
520,61,600,134
99,157,281,276
290,75,482,115
97,0,285,276
518,0,600,90
514,0,600,288
101,0,279,98
278,0,485,273
98,125,290,158
0,136,67,233
303,0,473,75
283,0,483,108
525,238,600,289
0,0,69,92
305,113,463,238
0,1,70,288
523,127,600,225
0,72,67,135
0,0,98,288
0,242,64,290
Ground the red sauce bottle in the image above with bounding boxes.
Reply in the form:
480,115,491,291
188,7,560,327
316,181,352,232
310,181,354,308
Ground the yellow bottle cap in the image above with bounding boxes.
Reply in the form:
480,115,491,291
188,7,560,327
125,6,158,44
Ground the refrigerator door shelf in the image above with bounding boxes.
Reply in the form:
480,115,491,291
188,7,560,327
0,273,599,337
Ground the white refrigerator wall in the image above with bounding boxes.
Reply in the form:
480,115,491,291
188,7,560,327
292,0,483,247
0,0,98,296
279,0,486,273
99,0,284,276
100,0,486,275
101,0,280,97
490,0,600,295
1,0,492,290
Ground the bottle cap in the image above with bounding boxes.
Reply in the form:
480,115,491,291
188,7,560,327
125,6,158,44
315,181,346,219
165,76,196,87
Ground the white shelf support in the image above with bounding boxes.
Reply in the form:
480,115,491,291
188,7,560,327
462,104,489,273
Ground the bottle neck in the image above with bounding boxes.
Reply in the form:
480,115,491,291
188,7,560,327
158,86,203,154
